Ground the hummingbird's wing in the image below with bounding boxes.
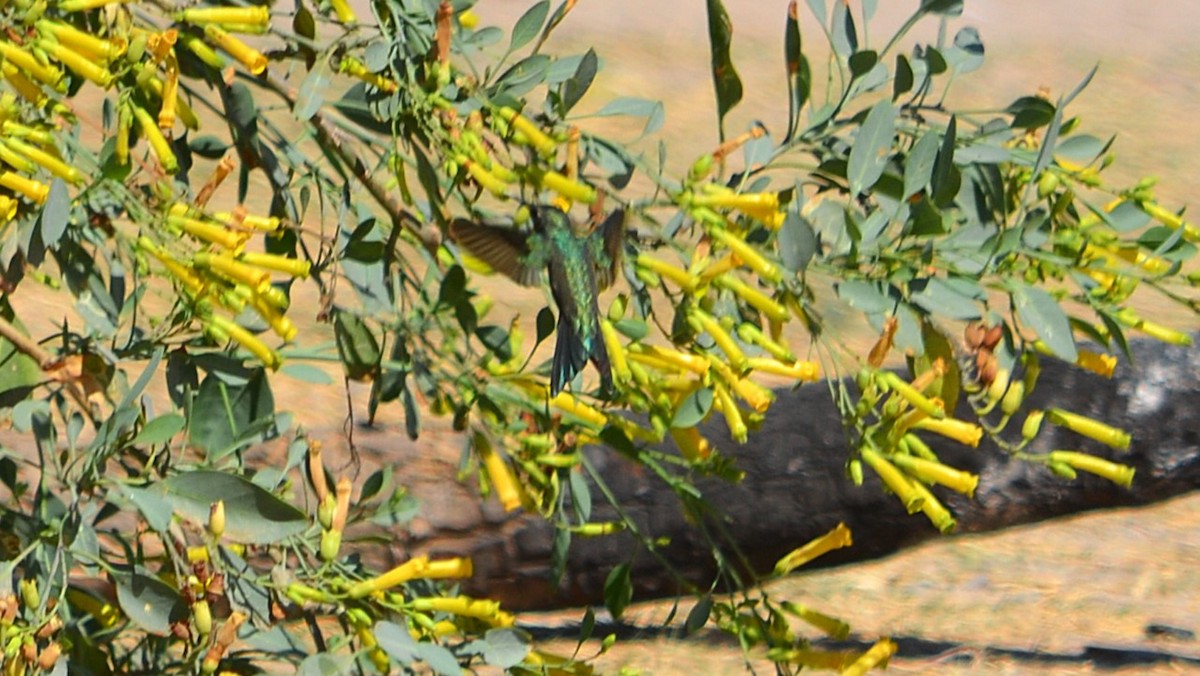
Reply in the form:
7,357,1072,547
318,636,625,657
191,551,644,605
590,208,625,291
449,219,543,286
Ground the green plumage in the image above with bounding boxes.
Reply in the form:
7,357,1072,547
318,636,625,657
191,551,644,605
450,205,625,397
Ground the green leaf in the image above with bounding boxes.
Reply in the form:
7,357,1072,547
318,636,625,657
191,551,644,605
705,0,743,139
0,301,40,407
297,653,354,676
161,471,307,544
931,115,959,206
949,26,984,74
604,562,633,621
493,54,551,98
1013,283,1077,362
685,596,712,635
830,0,857,57
893,54,914,100
376,621,418,664
910,277,981,320
903,131,939,199
1031,105,1063,181
40,179,70,247
122,485,173,532
847,99,896,196
279,362,335,385
778,209,817,272
190,135,229,159
483,627,532,669
837,280,890,314
536,306,556,345
784,1,810,142
560,48,597,113
848,50,878,79
1007,96,1056,129
672,387,713,429
114,571,187,636
131,414,185,446
417,643,460,676
613,318,648,340
188,365,275,456
334,310,381,380
569,467,591,523
510,0,549,53
1055,134,1110,167
293,66,329,122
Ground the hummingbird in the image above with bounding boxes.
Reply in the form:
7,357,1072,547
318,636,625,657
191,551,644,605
450,204,625,397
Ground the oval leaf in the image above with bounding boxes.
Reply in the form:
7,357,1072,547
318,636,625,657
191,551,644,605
1013,283,1077,362
847,99,896,196
161,471,307,544
483,627,532,669
115,572,186,636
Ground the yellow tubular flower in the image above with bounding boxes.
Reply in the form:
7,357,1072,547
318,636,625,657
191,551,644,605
633,344,710,375
216,211,281,232
181,6,270,25
338,56,396,92
1048,450,1135,487
715,275,789,322
773,522,853,576
36,20,124,62
538,169,597,204
203,25,267,75
1133,319,1193,347
2,62,49,106
0,40,63,87
0,172,49,203
1142,201,1200,241
669,426,713,462
498,107,558,157
463,160,509,197
737,323,795,361
0,144,36,173
599,319,631,384
889,453,978,497
841,639,898,676
689,307,749,374
115,104,131,165
708,227,783,283
690,189,780,212
3,137,83,184
57,0,131,10
410,596,515,627
860,446,924,513
713,381,747,443
905,479,957,533
746,356,819,381
207,315,281,369
912,417,984,448
877,371,945,419
634,253,699,291
145,29,177,63
0,195,17,221
168,215,248,251
132,105,178,174
179,33,226,69
1074,348,1117,378
550,392,607,427
159,54,179,130
250,294,297,341
194,252,270,291
779,601,850,640
710,358,774,413
39,40,113,87
328,0,357,23
476,433,522,512
699,251,739,281
238,251,311,278
1046,408,1131,450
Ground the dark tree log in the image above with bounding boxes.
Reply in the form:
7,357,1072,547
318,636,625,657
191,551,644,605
373,337,1200,611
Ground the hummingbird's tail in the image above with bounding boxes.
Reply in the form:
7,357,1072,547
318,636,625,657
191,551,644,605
551,317,614,398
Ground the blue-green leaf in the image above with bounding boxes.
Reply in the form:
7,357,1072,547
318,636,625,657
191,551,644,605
483,627,532,669
903,132,940,199
510,1,549,52
161,471,306,544
672,387,713,429
848,99,896,196
1013,283,1077,361
115,571,186,636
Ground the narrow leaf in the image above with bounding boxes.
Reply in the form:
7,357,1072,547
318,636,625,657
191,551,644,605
510,1,550,53
706,0,743,139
